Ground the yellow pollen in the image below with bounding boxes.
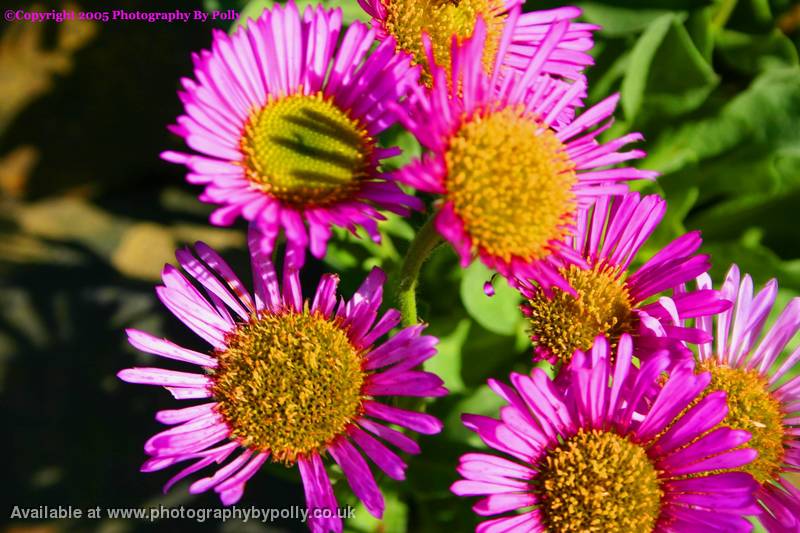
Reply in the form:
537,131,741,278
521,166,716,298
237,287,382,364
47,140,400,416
525,264,634,364
696,359,785,484
211,309,365,464
380,0,506,84
537,429,663,533
240,92,375,208
444,106,577,263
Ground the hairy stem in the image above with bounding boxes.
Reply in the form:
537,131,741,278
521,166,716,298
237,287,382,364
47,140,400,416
397,216,443,326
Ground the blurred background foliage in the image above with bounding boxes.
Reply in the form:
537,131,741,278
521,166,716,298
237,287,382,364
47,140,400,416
1,0,799,532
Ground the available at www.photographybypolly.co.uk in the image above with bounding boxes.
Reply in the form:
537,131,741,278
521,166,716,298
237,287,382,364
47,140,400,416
2,1,800,532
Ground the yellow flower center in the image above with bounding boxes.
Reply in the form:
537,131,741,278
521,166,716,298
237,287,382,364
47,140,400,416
696,359,785,484
537,429,663,533
240,92,375,208
380,0,506,84
444,106,577,264
211,310,365,464
525,264,634,364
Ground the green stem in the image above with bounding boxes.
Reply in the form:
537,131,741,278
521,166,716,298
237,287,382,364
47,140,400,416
397,216,443,327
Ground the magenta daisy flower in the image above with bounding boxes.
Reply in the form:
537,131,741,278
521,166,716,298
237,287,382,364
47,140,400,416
357,0,597,84
519,192,730,367
117,230,446,532
685,264,800,531
393,16,657,294
451,334,760,532
162,2,423,267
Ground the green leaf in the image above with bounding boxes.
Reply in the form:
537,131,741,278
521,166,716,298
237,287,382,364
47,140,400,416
717,29,800,75
587,42,630,102
425,318,470,394
703,229,800,291
641,184,698,254
323,239,361,271
686,6,715,61
459,321,527,387
645,67,800,176
690,188,800,261
622,13,674,120
441,385,506,444
345,490,408,533
728,0,774,31
228,0,272,30
460,262,522,336
579,3,676,36
379,127,423,171
621,13,718,123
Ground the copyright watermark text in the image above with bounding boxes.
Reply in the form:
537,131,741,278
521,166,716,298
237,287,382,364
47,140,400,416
5,9,239,23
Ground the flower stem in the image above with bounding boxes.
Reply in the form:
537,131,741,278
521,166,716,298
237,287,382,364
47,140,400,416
397,216,443,326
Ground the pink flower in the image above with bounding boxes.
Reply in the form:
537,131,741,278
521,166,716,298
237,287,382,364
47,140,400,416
452,335,759,532
358,0,597,84
118,230,446,533
684,264,800,531
393,14,656,293
520,192,730,366
163,2,423,267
